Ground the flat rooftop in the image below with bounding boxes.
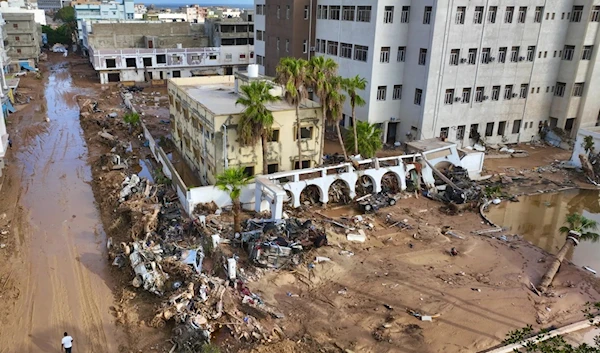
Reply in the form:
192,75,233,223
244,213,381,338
406,138,456,152
176,77,319,116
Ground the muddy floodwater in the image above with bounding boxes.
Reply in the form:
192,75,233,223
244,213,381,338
487,189,600,273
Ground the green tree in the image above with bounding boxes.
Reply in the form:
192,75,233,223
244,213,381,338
308,56,339,159
342,75,367,156
275,57,309,168
583,135,595,155
538,213,600,293
53,6,75,22
235,81,279,175
215,167,251,233
323,76,348,160
42,25,74,46
344,121,382,159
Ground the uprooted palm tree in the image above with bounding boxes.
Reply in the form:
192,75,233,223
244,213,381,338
307,56,339,158
235,81,279,175
215,167,251,233
275,57,309,168
344,120,382,159
342,75,367,156
538,213,600,293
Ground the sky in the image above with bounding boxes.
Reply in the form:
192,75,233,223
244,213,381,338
144,0,252,5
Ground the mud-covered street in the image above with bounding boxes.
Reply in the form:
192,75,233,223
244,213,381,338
0,59,124,352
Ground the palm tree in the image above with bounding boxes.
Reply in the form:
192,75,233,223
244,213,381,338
323,77,348,160
342,75,367,156
235,81,279,175
308,56,339,158
344,121,383,159
215,167,251,233
538,213,600,293
275,57,309,168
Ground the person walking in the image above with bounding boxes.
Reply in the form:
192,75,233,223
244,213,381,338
61,332,74,353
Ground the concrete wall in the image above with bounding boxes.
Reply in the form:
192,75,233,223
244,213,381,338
86,22,208,49
4,12,40,62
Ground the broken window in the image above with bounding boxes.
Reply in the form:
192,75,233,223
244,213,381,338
106,59,116,68
456,125,465,140
440,127,449,138
469,124,479,138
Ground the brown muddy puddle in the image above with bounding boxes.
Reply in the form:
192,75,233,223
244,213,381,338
487,189,600,273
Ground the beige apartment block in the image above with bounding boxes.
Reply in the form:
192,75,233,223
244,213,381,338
167,69,323,185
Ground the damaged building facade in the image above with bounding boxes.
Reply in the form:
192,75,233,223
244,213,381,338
168,67,323,185
81,20,255,84
263,1,600,145
3,12,40,69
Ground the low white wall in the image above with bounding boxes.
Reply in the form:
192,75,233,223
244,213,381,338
570,128,600,167
188,183,269,212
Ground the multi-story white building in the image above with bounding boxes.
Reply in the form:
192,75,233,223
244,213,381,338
258,1,600,147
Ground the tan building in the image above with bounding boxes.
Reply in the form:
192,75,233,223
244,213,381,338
167,66,323,185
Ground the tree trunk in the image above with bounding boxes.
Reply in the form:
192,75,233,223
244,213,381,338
296,103,302,168
335,122,348,161
233,198,241,233
261,133,269,175
538,232,579,293
352,105,358,155
320,105,327,162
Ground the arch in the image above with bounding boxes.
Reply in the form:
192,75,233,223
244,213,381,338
381,172,401,194
299,185,322,205
284,190,294,206
328,179,352,204
355,174,375,197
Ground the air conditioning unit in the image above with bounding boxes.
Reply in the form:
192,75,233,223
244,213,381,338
454,97,461,102
512,93,518,97
489,57,495,62
460,58,467,63
518,56,525,61
483,95,489,100
310,46,316,51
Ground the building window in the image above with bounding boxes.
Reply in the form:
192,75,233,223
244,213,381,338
329,6,340,20
303,40,308,53
449,49,460,65
418,48,427,65
440,127,449,139
498,47,507,63
12,23,17,29
456,125,465,140
317,39,326,53
505,6,514,23
520,84,528,98
267,164,279,174
322,5,328,19
14,36,19,41
271,129,280,142
172,70,181,78
555,82,566,97
468,48,477,64
106,59,116,68
456,6,466,24
512,120,522,134
294,160,311,169
304,5,309,19
485,122,494,137
414,89,422,105
340,43,352,58
582,45,593,60
462,88,471,103
384,6,394,23
491,86,500,100
497,121,506,136
286,5,290,19
155,54,166,64
572,5,583,22
277,5,280,19
573,82,584,97
377,86,387,100
535,6,543,22
423,6,432,24
591,6,600,22
504,85,513,100
475,87,485,102
488,6,497,23
354,45,368,62
256,4,264,15
327,41,338,55
357,6,371,22
380,47,390,63
256,30,264,41
445,89,454,104
481,48,491,63
342,6,355,21
510,46,520,62
397,46,406,62
401,6,410,23
518,6,527,23
126,58,136,67
563,45,575,60
469,124,479,138
527,46,535,61
393,85,402,100
294,127,313,140
474,6,484,24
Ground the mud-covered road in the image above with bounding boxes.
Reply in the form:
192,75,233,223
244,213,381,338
0,61,123,352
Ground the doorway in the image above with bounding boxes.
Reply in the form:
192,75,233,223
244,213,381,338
107,73,120,82
386,122,398,143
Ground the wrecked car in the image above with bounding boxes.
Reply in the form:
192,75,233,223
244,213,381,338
128,242,168,295
356,193,398,213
